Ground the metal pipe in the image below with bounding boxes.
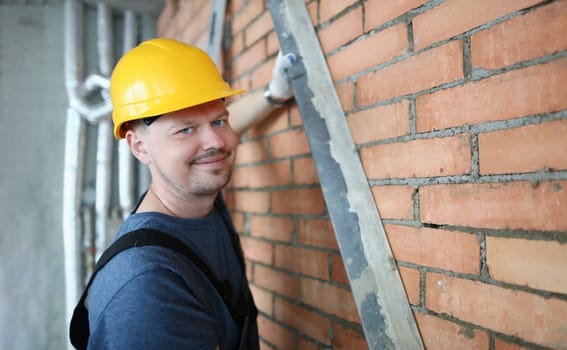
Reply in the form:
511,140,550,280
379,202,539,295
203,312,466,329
83,73,110,92
62,0,85,344
94,3,114,260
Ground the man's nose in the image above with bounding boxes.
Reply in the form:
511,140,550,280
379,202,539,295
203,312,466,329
200,125,227,150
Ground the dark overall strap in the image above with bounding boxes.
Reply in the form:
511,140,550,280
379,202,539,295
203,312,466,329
70,228,246,349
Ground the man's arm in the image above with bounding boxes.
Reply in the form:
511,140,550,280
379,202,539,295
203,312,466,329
228,51,296,137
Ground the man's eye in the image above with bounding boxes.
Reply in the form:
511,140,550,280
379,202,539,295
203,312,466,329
212,119,226,127
178,127,194,135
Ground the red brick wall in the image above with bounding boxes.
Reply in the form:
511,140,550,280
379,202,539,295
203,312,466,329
157,0,567,349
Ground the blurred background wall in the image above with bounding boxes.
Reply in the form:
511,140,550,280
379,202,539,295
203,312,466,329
0,2,67,349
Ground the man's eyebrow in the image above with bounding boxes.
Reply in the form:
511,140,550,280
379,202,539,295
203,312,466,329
213,111,230,119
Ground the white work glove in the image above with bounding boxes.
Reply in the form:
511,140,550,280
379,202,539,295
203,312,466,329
267,50,296,101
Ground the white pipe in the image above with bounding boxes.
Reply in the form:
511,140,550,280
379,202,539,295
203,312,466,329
69,100,113,123
82,206,95,279
84,73,110,92
118,10,138,219
62,0,85,345
94,3,114,260
63,2,113,126
95,119,113,260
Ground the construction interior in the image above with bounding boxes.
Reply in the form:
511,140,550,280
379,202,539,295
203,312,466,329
0,0,566,349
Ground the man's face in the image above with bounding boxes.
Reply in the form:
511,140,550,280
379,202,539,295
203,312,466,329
133,99,238,198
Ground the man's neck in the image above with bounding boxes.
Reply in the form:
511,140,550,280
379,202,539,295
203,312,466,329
138,185,218,219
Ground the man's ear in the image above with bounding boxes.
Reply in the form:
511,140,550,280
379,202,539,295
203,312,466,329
125,128,150,165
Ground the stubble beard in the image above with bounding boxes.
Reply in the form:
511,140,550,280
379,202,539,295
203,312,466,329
192,168,232,196
154,160,233,199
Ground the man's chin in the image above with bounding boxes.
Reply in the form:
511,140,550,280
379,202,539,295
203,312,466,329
193,172,231,195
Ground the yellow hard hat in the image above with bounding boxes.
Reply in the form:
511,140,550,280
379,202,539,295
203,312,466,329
110,38,245,139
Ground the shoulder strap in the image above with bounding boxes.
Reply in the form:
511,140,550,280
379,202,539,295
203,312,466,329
69,228,245,350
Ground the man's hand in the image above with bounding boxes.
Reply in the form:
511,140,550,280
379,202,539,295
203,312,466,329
228,50,297,136
267,51,296,101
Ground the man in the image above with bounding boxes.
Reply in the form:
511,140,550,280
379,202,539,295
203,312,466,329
85,38,295,349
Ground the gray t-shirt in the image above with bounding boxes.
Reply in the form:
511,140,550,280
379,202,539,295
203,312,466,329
87,195,253,349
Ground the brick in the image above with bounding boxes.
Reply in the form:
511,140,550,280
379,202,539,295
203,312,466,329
232,40,266,77
231,0,264,34
241,236,273,264
365,0,427,31
245,260,253,280
371,185,416,220
231,190,270,213
269,129,311,158
398,266,421,305
169,3,199,40
290,105,302,127
360,134,472,179
416,57,567,132
426,272,567,348
230,75,249,95
250,216,294,242
297,218,338,250
348,100,410,144
415,313,489,350
157,0,176,36
335,81,354,112
235,139,268,165
297,338,318,350
248,107,289,139
256,315,295,350
227,0,244,16
174,1,204,31
318,7,363,53
328,23,408,82
271,188,326,215
478,119,567,175
319,0,359,23
331,323,368,350
250,285,273,315
275,298,332,345
231,161,292,188
331,254,349,285
226,31,244,63
358,40,463,105
275,245,329,279
300,278,359,322
413,0,541,50
259,340,275,350
160,19,177,40
189,34,208,51
494,338,531,350
224,189,235,209
472,1,567,70
486,237,567,294
176,2,210,45
307,1,318,26
249,58,274,91
254,265,298,298
245,11,273,46
266,31,280,57
420,181,567,231
231,212,244,232
293,157,319,185
385,224,481,274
